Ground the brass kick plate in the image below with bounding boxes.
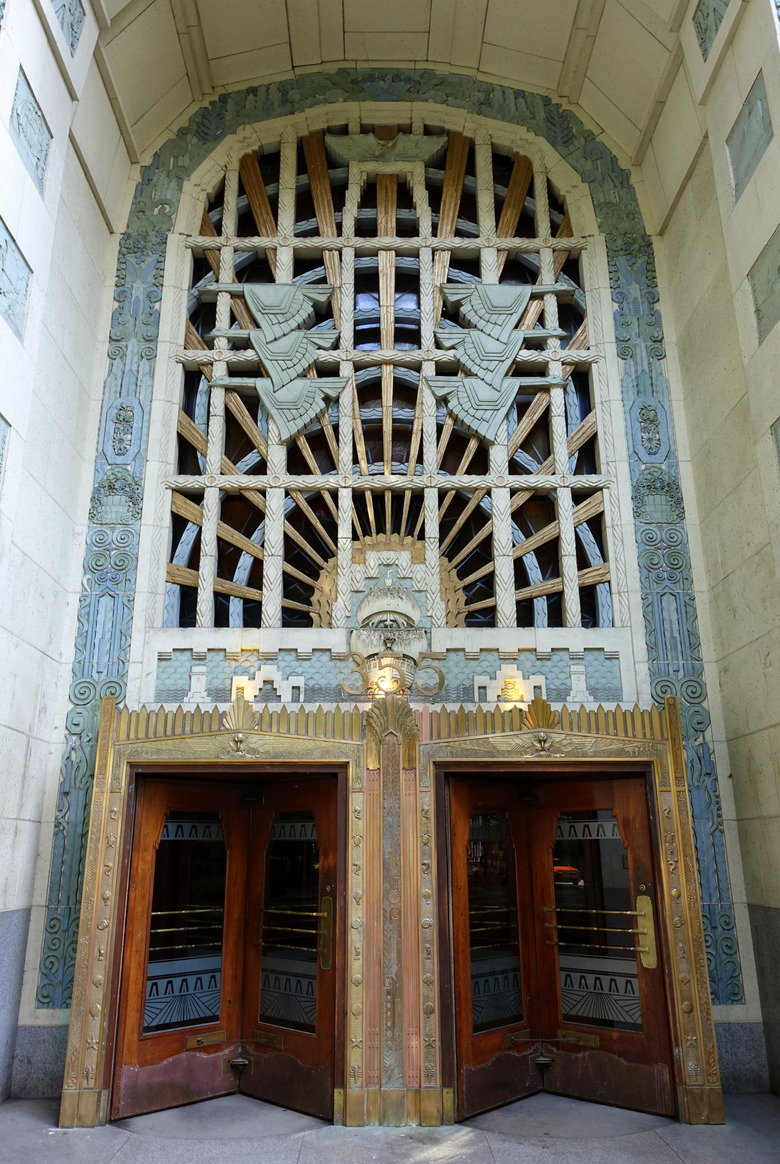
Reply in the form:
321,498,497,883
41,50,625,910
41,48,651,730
557,1029,600,1048
185,1029,226,1050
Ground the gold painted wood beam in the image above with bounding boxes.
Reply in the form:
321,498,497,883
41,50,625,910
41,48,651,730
496,154,533,277
433,132,470,323
238,153,277,277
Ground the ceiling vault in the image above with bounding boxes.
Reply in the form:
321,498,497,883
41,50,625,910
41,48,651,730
558,0,606,105
171,0,213,102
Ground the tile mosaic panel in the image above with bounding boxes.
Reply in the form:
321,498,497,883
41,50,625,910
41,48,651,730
53,0,84,55
693,0,730,61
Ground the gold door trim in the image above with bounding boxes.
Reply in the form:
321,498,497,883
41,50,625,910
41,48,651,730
59,692,722,1128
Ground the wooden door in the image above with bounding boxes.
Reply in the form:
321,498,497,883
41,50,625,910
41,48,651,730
450,778,541,1118
112,775,339,1121
240,778,338,1119
112,781,249,1118
450,773,675,1120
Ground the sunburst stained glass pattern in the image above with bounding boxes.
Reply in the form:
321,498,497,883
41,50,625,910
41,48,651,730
166,124,613,630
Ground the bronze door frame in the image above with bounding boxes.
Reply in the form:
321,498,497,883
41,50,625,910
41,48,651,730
61,692,723,1128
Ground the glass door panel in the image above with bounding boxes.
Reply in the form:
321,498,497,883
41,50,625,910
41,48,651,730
549,811,642,1032
467,811,523,1033
144,813,227,1034
450,780,538,1119
112,783,247,1120
258,811,319,1032
241,779,338,1120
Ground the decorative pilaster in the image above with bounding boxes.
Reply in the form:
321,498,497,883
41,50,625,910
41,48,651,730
364,695,420,1122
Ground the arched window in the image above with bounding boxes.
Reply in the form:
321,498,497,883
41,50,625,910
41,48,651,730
165,125,611,631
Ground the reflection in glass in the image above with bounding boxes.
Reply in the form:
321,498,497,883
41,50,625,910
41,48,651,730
143,813,226,1033
550,811,642,1031
258,812,319,1032
467,812,523,1032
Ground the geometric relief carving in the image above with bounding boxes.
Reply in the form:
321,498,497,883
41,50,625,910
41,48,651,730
10,70,51,192
89,468,143,524
749,223,780,345
54,0,85,55
324,133,448,165
727,73,773,201
0,215,31,339
209,283,348,443
632,467,684,523
428,283,566,444
692,0,730,61
629,398,669,463
104,399,143,463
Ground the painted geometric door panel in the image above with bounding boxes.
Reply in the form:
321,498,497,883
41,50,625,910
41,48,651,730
111,777,338,1120
449,774,674,1120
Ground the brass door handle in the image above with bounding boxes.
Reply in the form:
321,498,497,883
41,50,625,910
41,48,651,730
636,894,658,969
319,895,333,970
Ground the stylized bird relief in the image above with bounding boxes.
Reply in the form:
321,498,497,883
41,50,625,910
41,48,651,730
427,283,568,445
207,283,348,443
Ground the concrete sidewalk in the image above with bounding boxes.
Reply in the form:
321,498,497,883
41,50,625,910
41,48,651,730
0,1091,778,1163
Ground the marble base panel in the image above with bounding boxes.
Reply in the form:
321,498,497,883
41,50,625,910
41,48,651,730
11,1024,68,1100
714,1021,770,1093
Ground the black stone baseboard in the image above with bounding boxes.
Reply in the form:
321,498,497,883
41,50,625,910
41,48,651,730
749,903,780,1096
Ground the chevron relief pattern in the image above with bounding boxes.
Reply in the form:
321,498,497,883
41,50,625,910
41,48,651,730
210,283,348,442
427,283,567,444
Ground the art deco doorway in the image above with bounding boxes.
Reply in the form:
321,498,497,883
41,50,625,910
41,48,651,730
60,693,723,1129
448,770,674,1119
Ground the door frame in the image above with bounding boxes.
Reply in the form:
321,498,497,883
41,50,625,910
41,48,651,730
423,696,724,1125
60,693,359,1128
